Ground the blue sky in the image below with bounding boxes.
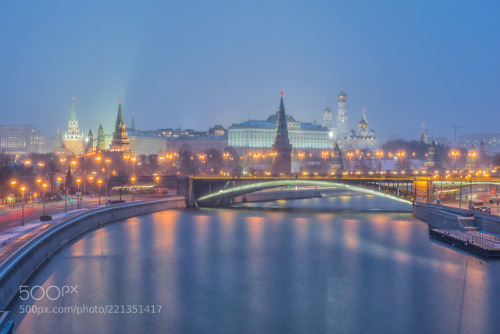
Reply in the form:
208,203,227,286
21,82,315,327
0,0,499,142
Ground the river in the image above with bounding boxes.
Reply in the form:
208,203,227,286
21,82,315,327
7,195,500,333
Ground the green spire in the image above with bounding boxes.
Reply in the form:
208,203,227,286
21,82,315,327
276,94,288,136
70,97,76,121
98,123,103,131
131,112,135,130
115,98,125,130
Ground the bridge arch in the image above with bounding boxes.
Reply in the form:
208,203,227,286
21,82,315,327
196,179,413,207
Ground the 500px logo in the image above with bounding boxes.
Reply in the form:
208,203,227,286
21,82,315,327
19,285,78,301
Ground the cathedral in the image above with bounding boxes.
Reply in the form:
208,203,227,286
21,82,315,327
323,89,378,151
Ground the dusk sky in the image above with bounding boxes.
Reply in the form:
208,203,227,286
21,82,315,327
0,0,499,142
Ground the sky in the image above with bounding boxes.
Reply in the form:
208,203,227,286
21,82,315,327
0,0,499,143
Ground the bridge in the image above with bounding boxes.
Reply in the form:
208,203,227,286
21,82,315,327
131,174,500,208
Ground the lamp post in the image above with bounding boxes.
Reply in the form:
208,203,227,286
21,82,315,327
36,178,42,198
42,183,47,215
347,152,353,172
450,150,460,172
130,176,136,201
97,179,102,205
10,180,16,204
223,152,229,175
469,150,476,207
397,151,406,172
155,175,160,196
105,158,111,198
76,178,81,208
322,151,329,175
20,186,26,226
123,154,130,175
88,175,94,198
131,157,136,175
375,151,383,173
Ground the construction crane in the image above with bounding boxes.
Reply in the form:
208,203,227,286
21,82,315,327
451,125,465,147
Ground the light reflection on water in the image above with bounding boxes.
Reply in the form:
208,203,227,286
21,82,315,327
7,196,500,334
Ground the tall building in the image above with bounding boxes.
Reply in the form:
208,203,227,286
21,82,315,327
109,98,131,152
0,125,46,156
336,89,348,138
271,93,292,175
63,97,85,155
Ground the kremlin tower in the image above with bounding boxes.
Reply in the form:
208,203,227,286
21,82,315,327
63,97,85,155
109,98,131,152
271,92,292,175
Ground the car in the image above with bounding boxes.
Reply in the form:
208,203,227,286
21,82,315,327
479,206,491,213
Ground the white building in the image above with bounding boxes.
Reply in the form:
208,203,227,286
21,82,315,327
229,113,331,150
338,109,378,151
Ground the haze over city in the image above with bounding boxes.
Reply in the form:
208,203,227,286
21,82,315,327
1,0,499,141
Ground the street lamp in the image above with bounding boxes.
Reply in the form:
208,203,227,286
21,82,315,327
223,152,230,175
76,178,81,208
10,180,17,204
397,151,406,171
322,151,329,175
375,151,384,172
123,154,130,174
131,157,137,175
42,183,48,215
105,158,111,198
130,176,136,201
347,152,353,172
20,186,26,226
36,178,42,197
450,150,460,172
469,150,476,207
97,179,102,205
155,175,160,196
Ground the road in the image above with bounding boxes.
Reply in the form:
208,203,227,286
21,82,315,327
0,194,168,234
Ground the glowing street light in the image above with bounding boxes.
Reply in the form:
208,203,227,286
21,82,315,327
155,175,160,195
347,152,354,172
20,185,26,225
130,176,136,201
450,150,460,172
97,179,103,205
42,183,48,215
375,151,384,172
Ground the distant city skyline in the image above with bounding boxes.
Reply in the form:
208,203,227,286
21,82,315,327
1,0,499,141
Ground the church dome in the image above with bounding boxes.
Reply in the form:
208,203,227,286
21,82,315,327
358,113,368,129
323,107,331,114
338,89,347,99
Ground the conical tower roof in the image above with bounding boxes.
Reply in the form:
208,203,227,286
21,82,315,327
115,98,125,129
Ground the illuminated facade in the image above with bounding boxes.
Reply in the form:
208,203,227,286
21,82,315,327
0,125,46,156
63,98,85,155
228,114,330,150
338,109,378,151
